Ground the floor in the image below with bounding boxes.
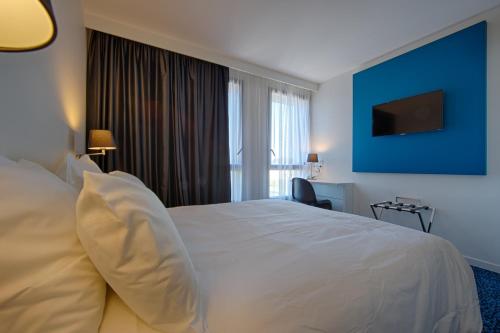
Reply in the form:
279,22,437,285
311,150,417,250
472,266,500,332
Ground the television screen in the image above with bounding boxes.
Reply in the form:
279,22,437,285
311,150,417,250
372,90,444,136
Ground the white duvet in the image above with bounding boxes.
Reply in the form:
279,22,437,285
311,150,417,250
100,199,482,333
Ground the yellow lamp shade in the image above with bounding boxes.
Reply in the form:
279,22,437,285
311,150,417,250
0,0,57,52
88,130,117,151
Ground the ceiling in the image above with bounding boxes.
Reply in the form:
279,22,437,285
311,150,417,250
83,0,500,83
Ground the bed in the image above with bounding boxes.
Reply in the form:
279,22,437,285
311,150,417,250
100,199,482,333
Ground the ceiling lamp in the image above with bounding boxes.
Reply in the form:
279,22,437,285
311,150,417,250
0,0,58,52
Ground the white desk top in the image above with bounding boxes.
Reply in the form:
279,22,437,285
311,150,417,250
308,179,354,185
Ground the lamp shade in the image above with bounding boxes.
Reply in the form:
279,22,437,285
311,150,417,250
307,153,319,163
0,0,57,52
88,130,117,151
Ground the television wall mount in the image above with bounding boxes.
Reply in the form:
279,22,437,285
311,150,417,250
370,201,436,233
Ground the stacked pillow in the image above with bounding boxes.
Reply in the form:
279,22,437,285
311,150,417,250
59,153,103,191
0,155,16,166
109,170,145,187
0,154,202,333
0,158,106,333
77,171,203,333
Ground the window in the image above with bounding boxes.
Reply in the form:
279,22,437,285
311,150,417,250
228,78,243,202
269,89,310,198
227,69,311,202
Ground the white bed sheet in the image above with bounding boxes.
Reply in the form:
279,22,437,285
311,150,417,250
99,199,481,333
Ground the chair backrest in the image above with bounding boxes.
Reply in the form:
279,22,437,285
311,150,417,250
292,178,317,204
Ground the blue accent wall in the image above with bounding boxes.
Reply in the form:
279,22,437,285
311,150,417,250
353,22,487,175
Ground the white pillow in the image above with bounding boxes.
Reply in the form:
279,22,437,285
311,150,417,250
76,172,203,333
0,164,106,333
17,159,52,173
62,153,102,191
109,170,145,187
0,155,15,166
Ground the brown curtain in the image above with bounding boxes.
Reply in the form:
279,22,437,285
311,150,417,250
86,30,230,207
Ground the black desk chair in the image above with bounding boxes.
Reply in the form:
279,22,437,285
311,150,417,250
291,177,332,210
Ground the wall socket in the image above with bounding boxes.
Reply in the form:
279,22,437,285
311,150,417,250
395,196,422,206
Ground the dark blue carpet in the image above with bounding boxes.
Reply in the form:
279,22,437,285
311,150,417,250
472,266,500,332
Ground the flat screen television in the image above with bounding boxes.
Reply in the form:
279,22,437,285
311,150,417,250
372,90,444,137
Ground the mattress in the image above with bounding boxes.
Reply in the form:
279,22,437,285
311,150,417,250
99,199,481,333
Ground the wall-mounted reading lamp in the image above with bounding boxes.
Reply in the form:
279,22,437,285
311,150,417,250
307,153,319,180
0,0,58,52
87,130,117,156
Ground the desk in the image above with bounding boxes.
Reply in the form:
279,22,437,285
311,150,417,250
309,180,354,213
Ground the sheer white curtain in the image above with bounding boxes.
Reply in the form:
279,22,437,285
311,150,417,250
229,70,270,201
228,69,310,201
228,78,243,202
269,88,310,198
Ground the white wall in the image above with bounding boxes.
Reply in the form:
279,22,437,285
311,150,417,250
0,0,86,171
311,8,500,272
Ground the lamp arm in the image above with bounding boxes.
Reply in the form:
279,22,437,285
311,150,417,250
76,149,106,158
87,149,106,156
